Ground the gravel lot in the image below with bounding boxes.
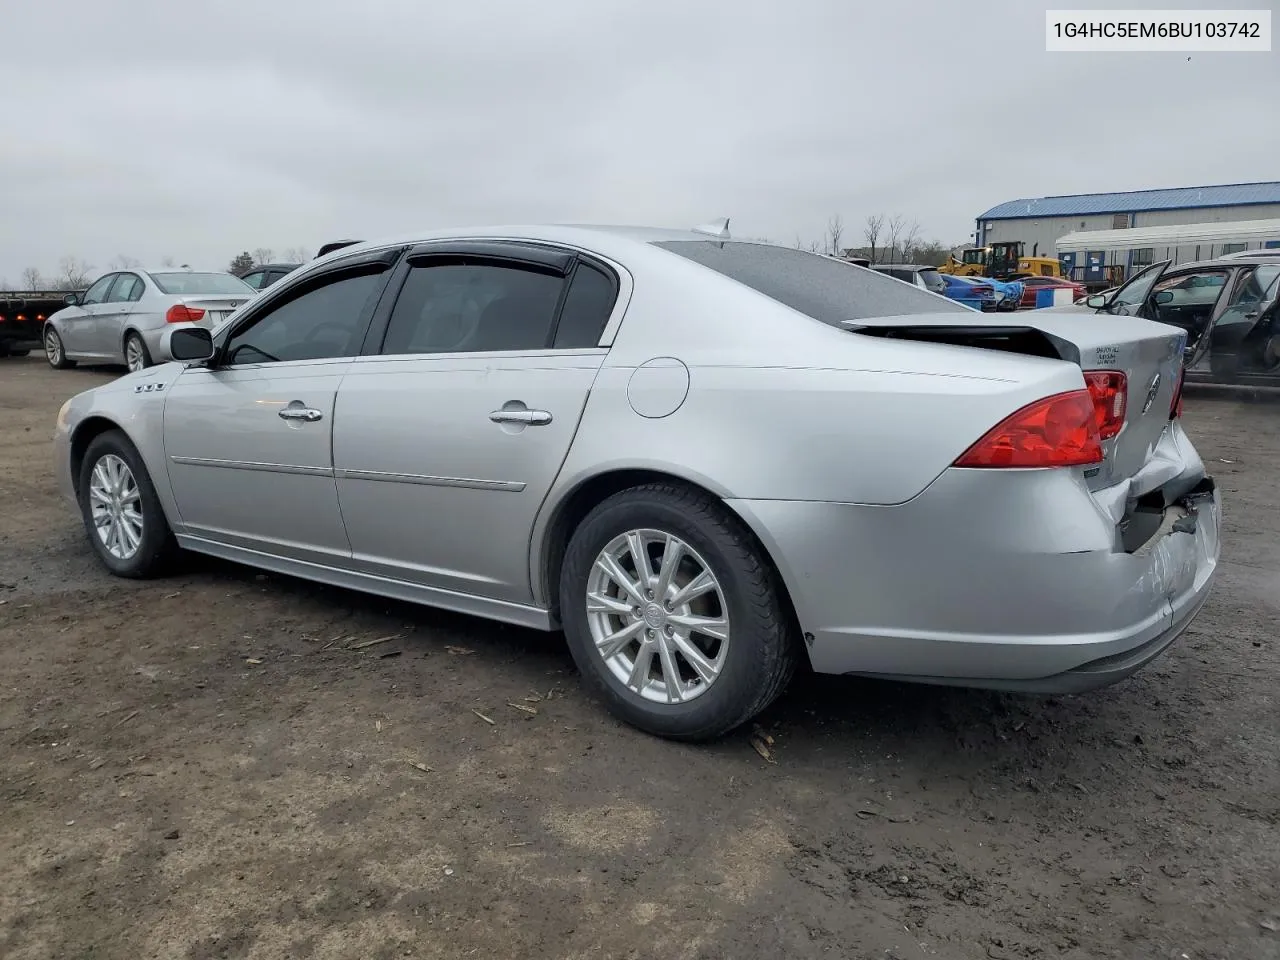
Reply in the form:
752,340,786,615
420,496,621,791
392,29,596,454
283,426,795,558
1,355,1278,960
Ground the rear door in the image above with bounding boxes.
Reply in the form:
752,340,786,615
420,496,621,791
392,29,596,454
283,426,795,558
94,272,144,357
332,241,619,606
162,252,399,565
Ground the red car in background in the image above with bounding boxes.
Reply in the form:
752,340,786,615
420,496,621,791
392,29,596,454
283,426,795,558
1017,275,1087,308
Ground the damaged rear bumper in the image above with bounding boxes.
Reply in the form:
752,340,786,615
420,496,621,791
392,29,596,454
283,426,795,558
726,425,1221,693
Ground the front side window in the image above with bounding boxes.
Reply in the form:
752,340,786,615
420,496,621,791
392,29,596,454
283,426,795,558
652,241,967,326
381,261,565,355
81,275,115,305
223,269,384,365
151,272,254,296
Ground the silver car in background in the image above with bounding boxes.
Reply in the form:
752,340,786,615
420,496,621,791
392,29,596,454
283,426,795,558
52,224,1221,741
43,268,255,372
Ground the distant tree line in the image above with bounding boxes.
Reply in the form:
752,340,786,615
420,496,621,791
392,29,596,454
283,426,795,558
794,213,967,266
4,247,312,291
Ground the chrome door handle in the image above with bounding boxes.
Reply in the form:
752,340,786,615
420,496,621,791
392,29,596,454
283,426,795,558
278,405,323,422
489,409,552,426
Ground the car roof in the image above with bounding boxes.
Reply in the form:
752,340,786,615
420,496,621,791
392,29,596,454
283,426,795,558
245,262,302,271
312,224,755,265
1168,255,1280,272
871,263,937,271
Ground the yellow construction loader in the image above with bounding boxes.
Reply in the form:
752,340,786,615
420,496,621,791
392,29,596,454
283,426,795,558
938,242,1065,280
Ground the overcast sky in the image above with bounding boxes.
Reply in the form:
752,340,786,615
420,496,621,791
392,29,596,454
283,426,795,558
2,0,1276,284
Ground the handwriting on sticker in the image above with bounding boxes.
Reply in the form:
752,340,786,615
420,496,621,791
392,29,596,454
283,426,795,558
1094,345,1120,365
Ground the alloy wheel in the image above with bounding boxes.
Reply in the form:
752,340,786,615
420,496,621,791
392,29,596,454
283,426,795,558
125,337,145,372
45,330,62,365
89,454,144,560
585,528,730,704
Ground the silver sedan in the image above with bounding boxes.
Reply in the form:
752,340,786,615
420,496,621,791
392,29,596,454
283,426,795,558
43,268,255,373
52,224,1222,740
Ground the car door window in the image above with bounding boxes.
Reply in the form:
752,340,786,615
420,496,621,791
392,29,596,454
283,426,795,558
223,269,384,365
240,271,265,289
1226,265,1280,308
107,274,142,303
553,261,617,348
381,261,565,355
1105,261,1170,314
81,275,115,306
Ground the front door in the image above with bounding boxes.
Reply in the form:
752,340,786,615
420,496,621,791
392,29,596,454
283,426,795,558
61,273,116,356
162,263,393,564
332,243,619,607
1099,259,1172,315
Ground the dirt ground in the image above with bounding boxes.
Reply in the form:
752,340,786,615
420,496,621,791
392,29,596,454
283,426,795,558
1,356,1277,960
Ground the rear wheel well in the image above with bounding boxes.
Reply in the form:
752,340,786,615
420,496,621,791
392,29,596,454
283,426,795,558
539,469,801,638
69,417,126,496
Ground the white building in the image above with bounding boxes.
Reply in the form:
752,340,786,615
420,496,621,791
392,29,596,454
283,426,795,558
975,181,1280,285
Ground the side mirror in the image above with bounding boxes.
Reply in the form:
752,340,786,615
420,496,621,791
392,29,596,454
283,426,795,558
63,292,81,306
161,326,215,363
1154,290,1175,305
1085,293,1108,309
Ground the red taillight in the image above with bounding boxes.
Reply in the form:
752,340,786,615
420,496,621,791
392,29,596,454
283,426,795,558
1082,370,1127,440
954,390,1104,469
1170,365,1185,419
165,304,205,324
36,314,44,321
16,314,25,322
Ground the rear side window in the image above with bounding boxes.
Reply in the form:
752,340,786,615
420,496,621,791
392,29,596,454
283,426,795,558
653,241,966,324
381,262,565,354
553,262,617,348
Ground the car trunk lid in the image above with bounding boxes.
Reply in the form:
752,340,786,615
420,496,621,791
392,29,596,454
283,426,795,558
177,296,251,328
845,311,1187,490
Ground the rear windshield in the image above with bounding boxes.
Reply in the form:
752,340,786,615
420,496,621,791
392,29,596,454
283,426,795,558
652,241,965,324
149,272,253,296
917,268,946,295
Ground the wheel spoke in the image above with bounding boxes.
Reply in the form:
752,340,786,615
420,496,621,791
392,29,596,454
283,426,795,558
120,517,141,552
120,486,140,506
596,554,645,606
586,591,633,617
670,570,716,607
596,619,645,659
670,633,721,685
668,613,729,643
627,642,655,692
656,635,684,702
654,536,685,599
92,461,111,494
626,531,654,589
89,486,111,505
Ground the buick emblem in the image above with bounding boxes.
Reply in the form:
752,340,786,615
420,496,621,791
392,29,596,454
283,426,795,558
1141,372,1162,414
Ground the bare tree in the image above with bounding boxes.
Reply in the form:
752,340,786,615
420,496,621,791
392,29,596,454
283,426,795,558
826,214,844,256
863,214,884,263
884,215,908,263
898,219,921,263
54,256,94,289
21,266,44,291
252,247,275,265
282,246,309,262
108,254,141,270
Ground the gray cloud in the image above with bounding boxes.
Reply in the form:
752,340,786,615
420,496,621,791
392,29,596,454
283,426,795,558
3,0,1276,282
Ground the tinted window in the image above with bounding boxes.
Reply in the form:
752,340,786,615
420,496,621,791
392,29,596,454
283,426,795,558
653,241,967,325
1227,265,1280,306
107,274,143,302
224,270,383,365
381,262,565,355
554,262,617,348
151,272,254,295
81,275,115,305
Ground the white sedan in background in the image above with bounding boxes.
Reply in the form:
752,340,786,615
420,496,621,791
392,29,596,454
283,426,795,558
43,268,255,372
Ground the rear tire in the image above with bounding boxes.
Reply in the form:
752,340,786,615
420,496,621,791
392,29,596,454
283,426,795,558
124,332,151,372
78,430,179,578
559,482,798,741
44,326,75,369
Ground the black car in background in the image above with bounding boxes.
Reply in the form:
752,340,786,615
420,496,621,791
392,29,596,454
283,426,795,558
1070,253,1280,386
238,262,301,291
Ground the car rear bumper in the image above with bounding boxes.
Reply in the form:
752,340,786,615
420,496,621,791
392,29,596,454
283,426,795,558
727,435,1220,692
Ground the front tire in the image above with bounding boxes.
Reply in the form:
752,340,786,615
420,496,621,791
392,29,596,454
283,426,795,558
44,326,75,369
78,430,178,578
124,332,151,372
559,483,798,741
